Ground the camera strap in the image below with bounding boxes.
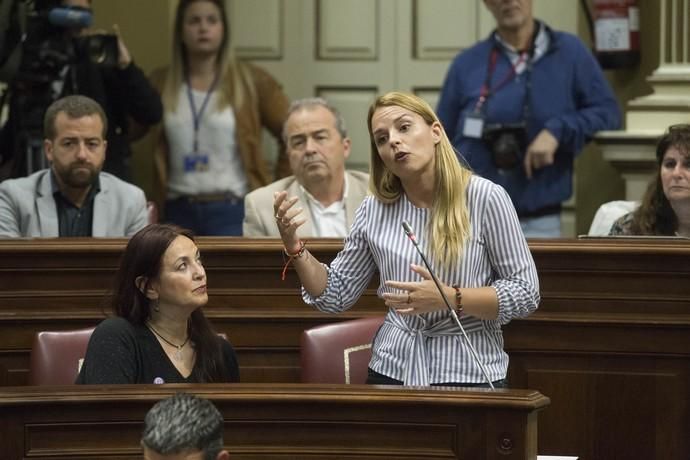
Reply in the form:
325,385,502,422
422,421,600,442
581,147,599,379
473,49,527,115
473,21,542,119
463,48,528,139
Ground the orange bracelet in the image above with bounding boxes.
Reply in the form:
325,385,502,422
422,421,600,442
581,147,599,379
281,240,307,280
284,240,307,258
452,285,463,316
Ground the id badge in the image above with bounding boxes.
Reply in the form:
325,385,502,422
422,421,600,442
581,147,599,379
183,153,210,173
462,113,484,139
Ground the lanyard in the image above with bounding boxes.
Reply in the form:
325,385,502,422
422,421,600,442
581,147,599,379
185,73,220,153
473,47,528,114
474,21,542,117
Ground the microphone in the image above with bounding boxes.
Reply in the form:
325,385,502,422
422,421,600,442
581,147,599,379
48,7,93,29
401,221,495,389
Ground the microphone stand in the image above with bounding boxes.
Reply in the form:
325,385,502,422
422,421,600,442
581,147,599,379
401,221,495,389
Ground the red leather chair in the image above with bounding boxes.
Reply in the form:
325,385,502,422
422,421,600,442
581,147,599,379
28,327,95,385
300,316,385,384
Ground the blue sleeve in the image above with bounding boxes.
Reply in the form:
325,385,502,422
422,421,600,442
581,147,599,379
437,57,463,143
544,38,621,155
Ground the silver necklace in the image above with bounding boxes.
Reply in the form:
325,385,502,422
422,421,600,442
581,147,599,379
147,322,189,361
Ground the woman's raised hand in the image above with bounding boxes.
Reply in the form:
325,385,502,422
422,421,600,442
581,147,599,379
273,191,306,253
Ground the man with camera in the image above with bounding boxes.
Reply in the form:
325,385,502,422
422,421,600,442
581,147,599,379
0,0,162,182
437,0,621,237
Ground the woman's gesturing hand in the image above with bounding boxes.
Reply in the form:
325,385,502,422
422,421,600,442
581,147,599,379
273,191,306,253
383,264,451,315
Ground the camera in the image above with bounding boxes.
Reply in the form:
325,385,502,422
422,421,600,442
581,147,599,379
481,122,527,170
15,31,119,85
0,0,118,177
74,34,119,68
1,1,120,83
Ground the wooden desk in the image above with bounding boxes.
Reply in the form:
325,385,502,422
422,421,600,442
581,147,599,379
507,239,690,460
0,238,375,385
0,384,549,459
1,238,689,459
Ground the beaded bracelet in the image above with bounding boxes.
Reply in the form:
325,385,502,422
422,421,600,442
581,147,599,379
281,240,307,280
452,285,463,316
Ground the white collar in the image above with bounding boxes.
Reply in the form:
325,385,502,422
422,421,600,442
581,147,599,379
299,173,349,210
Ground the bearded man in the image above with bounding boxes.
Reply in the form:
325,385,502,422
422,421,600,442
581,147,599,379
0,95,147,237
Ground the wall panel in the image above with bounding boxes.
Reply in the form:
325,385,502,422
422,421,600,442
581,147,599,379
316,87,379,169
317,0,378,60
414,0,478,60
232,0,284,59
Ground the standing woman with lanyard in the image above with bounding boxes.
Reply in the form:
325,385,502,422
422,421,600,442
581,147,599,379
146,0,291,235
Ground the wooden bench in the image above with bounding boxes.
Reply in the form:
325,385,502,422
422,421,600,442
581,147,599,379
0,237,689,459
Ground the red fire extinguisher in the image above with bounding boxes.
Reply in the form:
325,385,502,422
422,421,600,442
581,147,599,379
585,0,641,68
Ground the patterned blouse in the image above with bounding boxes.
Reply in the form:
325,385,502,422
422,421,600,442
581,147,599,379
608,212,635,235
302,175,540,386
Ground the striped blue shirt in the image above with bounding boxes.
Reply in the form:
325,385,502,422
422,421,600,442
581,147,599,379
303,176,540,385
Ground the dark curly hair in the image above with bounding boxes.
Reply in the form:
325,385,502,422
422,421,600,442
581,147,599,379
628,124,690,235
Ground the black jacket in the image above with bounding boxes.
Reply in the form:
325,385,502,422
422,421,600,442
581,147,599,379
1,60,162,182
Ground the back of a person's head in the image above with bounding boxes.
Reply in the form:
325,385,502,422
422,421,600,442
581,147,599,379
142,393,227,460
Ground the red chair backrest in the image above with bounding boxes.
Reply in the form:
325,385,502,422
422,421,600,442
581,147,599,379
28,327,96,385
300,316,384,384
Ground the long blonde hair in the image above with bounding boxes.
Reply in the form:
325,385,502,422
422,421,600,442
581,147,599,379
161,0,256,112
367,92,472,268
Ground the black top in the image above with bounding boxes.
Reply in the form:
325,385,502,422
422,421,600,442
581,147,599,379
69,61,163,180
52,171,100,237
75,317,240,384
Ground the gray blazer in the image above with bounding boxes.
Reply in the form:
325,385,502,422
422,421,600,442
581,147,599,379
0,169,148,237
243,170,369,237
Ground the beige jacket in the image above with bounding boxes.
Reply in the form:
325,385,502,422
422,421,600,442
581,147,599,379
243,170,370,237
